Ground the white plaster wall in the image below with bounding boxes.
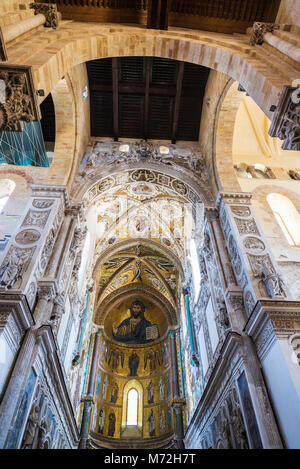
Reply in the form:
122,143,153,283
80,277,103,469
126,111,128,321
198,326,208,375
0,333,14,396
64,322,76,374
262,340,300,448
205,298,219,353
57,295,71,350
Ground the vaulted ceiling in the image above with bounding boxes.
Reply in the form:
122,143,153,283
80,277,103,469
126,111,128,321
87,57,210,142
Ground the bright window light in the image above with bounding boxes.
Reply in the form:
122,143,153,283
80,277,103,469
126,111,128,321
189,238,201,299
127,388,138,425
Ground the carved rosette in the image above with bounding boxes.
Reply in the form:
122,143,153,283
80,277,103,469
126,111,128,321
269,86,300,151
0,65,41,132
249,22,280,46
30,3,59,29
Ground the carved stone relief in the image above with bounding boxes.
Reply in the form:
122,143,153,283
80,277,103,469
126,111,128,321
30,3,59,29
249,22,280,46
243,237,265,253
21,209,51,229
230,206,251,217
15,229,41,245
234,218,259,236
289,334,300,365
0,246,35,290
32,199,54,209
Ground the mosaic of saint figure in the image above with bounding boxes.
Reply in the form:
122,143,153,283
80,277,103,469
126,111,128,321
112,300,159,344
148,409,156,437
111,381,119,403
159,409,165,434
108,410,116,437
147,380,154,404
98,408,105,434
128,350,139,377
158,377,164,401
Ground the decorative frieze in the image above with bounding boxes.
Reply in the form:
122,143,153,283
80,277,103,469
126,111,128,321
0,65,40,132
269,85,300,151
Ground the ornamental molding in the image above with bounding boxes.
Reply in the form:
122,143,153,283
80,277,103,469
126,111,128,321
269,86,300,151
244,299,300,358
71,141,214,205
216,192,252,210
0,64,41,132
30,185,70,210
0,292,34,331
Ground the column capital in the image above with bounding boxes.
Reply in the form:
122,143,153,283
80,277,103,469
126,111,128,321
216,192,253,210
30,3,59,29
0,64,40,132
37,280,57,301
204,207,218,221
249,22,280,46
269,85,300,151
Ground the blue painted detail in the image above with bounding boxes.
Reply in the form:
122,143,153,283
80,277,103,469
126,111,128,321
0,121,50,167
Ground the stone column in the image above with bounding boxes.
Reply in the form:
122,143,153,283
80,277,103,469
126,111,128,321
78,332,100,449
204,207,246,332
173,403,185,449
241,336,283,448
45,215,75,279
1,14,45,44
169,330,185,448
170,330,180,398
0,330,36,448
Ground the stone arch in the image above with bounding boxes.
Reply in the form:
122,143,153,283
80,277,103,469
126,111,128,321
31,25,283,119
13,25,290,190
214,80,245,192
73,163,211,207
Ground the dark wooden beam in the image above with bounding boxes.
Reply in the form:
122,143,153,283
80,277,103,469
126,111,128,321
112,57,119,141
147,0,170,30
171,61,184,144
90,83,177,96
143,57,151,140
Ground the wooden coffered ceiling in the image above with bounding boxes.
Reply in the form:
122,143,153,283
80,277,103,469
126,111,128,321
87,56,210,142
37,0,281,34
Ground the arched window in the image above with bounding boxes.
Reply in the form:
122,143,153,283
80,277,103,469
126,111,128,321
0,179,16,213
189,238,201,300
121,379,143,437
127,388,138,426
267,193,300,247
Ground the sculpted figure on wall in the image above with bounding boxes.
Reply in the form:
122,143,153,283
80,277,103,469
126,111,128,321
0,249,25,289
21,403,40,449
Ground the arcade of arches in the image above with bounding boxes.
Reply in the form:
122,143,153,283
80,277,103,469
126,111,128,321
0,0,300,450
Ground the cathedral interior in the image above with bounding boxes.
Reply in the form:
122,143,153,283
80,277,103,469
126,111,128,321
0,0,300,450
